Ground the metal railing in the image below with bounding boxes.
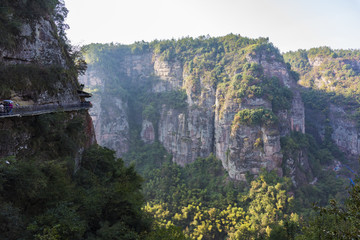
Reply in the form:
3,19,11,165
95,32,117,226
0,102,92,118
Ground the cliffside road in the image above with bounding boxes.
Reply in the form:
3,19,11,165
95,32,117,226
0,102,92,118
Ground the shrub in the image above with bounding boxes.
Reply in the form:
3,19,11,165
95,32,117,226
232,108,278,129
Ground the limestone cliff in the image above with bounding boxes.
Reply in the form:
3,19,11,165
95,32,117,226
81,36,309,181
0,2,96,161
214,48,305,180
0,14,80,105
0,18,66,66
284,48,360,158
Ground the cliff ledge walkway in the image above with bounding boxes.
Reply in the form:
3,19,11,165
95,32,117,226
0,102,92,119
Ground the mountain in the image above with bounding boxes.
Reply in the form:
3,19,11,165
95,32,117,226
77,38,360,238
81,37,360,187
1,2,358,237
81,35,317,185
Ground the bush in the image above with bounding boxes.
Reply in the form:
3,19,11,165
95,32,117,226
232,108,278,128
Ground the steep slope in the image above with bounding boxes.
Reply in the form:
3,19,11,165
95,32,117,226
284,48,360,158
81,35,307,181
0,0,95,161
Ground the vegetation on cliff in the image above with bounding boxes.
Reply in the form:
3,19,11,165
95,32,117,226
84,34,293,158
0,0,60,48
82,37,360,239
0,0,86,100
283,48,360,213
284,47,360,108
280,132,349,216
149,35,293,118
0,64,75,100
232,108,278,128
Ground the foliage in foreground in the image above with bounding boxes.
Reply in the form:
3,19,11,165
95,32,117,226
0,145,187,240
138,152,300,240
145,174,300,240
126,135,360,240
0,140,358,239
298,180,360,240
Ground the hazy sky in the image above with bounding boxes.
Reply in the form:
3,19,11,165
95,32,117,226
64,0,360,52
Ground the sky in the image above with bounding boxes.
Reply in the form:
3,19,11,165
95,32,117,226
64,0,360,52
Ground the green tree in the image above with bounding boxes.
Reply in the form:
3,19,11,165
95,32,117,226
298,181,360,240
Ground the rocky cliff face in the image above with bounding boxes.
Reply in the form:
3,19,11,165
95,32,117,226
0,17,80,105
306,103,360,156
214,50,305,180
308,58,360,157
80,53,155,157
155,57,216,166
83,41,359,183
247,52,305,135
0,9,96,161
0,18,66,66
284,49,360,159
329,105,360,155
82,37,309,181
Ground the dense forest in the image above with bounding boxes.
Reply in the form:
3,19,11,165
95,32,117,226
2,143,358,239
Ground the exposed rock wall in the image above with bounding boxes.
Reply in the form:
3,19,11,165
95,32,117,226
0,17,80,105
152,55,183,92
214,51,304,180
285,50,360,159
83,47,307,180
141,120,155,144
0,18,66,66
157,64,217,165
79,53,154,157
329,105,360,155
247,52,305,135
306,104,360,156
0,12,96,161
158,103,215,166
96,97,130,157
